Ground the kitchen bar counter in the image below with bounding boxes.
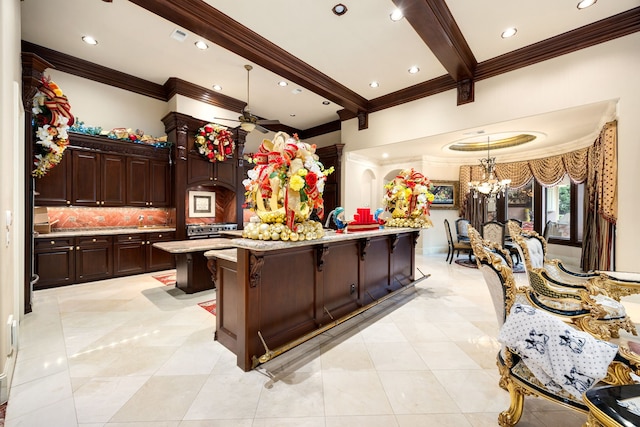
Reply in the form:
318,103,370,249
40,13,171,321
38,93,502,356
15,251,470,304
206,227,424,371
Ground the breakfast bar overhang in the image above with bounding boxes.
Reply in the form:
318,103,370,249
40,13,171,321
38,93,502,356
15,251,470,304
205,228,426,371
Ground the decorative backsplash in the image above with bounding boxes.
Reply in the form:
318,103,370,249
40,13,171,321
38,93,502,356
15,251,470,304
45,207,175,230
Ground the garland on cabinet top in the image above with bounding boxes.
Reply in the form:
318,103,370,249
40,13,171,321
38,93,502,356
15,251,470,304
194,123,234,162
31,76,74,178
241,132,334,241
382,168,434,228
68,119,170,148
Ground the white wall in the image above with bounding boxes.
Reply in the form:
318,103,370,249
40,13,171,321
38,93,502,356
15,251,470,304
0,0,23,403
47,69,169,138
342,33,640,271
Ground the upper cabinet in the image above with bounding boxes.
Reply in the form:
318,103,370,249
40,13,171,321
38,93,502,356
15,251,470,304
35,133,171,207
187,153,236,188
126,158,170,207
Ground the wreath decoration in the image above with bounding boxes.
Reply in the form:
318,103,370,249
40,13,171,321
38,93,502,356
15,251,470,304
195,123,234,162
32,76,74,178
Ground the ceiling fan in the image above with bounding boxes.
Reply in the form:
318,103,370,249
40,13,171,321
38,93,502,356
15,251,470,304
214,64,279,133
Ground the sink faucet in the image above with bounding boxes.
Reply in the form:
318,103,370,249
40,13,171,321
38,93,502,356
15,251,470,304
138,215,144,226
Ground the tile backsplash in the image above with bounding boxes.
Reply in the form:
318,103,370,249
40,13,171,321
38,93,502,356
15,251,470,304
43,207,175,230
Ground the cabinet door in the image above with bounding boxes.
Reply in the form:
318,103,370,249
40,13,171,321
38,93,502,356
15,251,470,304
75,236,112,282
149,160,170,207
126,157,150,207
187,154,213,184
215,161,235,187
34,238,75,289
34,152,72,206
73,151,100,206
114,234,146,276
146,231,176,272
102,154,126,206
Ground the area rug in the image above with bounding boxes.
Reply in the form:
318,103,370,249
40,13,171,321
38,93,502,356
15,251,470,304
152,271,176,286
454,258,525,273
198,299,216,316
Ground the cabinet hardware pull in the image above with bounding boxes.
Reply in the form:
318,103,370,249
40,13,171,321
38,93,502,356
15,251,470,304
50,241,55,245
150,202,153,206
101,201,105,205
128,236,132,240
96,201,100,205
69,247,73,251
66,201,71,205
142,241,145,245
158,234,162,238
92,238,96,242
76,246,80,250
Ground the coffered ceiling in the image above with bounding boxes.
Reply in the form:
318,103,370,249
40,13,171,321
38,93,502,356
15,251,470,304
20,0,640,159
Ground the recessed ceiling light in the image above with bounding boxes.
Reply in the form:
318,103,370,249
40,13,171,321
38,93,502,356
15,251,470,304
322,101,330,105
194,40,208,50
82,36,98,45
577,0,597,9
390,9,403,21
292,88,303,95
332,3,348,16
501,27,517,38
408,66,420,74
278,81,288,87
369,81,379,88
212,84,222,91
382,153,389,159
290,114,296,117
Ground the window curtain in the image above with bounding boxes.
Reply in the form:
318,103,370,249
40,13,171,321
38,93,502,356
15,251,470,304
458,121,617,270
581,121,617,271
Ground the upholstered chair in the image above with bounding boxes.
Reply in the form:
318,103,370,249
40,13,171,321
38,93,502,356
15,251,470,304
455,218,471,242
507,221,640,301
468,226,640,427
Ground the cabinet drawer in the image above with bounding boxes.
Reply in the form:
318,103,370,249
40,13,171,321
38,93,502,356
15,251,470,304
35,237,74,250
116,234,145,243
76,236,113,247
147,231,175,241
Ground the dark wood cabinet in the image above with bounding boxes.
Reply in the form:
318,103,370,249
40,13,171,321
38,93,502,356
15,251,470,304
75,236,113,283
127,158,170,207
114,233,146,276
187,154,235,187
33,237,75,289
146,231,175,271
34,154,73,206
73,151,126,207
316,144,344,224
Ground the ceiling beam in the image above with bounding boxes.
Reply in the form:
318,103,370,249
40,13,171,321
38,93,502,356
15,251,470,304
392,0,477,82
128,0,370,115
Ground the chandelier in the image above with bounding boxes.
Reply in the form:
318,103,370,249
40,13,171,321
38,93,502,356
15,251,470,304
468,137,511,199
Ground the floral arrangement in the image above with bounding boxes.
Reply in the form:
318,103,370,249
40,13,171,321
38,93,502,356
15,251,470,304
31,76,74,178
382,168,434,228
195,123,234,162
241,132,334,241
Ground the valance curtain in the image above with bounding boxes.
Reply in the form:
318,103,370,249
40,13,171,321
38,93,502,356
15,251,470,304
458,121,617,270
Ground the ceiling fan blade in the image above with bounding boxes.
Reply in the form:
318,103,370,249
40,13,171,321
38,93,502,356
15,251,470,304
255,125,270,134
212,117,242,123
256,119,280,125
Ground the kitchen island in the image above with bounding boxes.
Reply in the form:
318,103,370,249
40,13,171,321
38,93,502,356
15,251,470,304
153,238,235,293
204,227,426,371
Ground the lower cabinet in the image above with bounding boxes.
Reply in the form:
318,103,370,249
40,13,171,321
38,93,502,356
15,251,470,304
35,231,176,289
33,238,75,289
75,236,113,283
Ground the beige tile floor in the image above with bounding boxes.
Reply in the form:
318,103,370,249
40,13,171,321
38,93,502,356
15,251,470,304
5,253,640,426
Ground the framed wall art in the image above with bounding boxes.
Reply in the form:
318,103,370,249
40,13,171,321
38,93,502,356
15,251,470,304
188,190,216,218
430,180,459,210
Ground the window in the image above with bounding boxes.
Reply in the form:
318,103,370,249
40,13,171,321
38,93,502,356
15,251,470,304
542,176,584,245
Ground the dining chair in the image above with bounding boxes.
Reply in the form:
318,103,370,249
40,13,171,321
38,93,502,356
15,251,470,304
444,218,472,264
455,218,471,242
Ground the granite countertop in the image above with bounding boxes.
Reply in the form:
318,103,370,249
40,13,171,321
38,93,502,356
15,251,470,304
152,238,235,253
203,248,237,263
34,226,176,238
229,227,420,251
